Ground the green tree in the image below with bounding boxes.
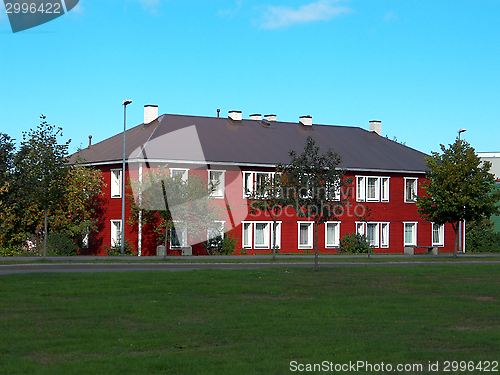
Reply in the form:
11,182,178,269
417,140,500,258
279,136,351,271
465,217,500,253
247,172,287,260
128,165,223,252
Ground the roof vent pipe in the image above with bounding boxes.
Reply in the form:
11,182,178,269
369,120,382,136
249,114,262,120
264,114,277,122
228,110,242,121
144,105,159,124
88,135,92,148
299,115,313,126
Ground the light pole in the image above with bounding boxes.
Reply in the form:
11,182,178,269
457,128,466,140
457,128,466,252
122,99,132,255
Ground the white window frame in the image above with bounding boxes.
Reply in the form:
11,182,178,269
356,175,390,202
298,222,314,249
110,220,122,247
243,172,254,198
242,222,253,248
170,168,189,182
110,169,122,198
82,227,89,249
381,177,390,202
207,220,225,241
170,222,187,249
366,222,380,247
325,221,341,248
356,222,390,248
380,223,390,248
208,170,225,198
366,177,380,202
404,222,418,246
242,221,281,249
404,177,418,203
432,223,445,247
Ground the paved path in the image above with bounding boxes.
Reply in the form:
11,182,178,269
1,255,499,275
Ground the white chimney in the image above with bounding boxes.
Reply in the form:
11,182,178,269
228,110,242,121
264,114,277,122
249,114,262,121
369,120,382,136
300,115,313,126
144,105,158,124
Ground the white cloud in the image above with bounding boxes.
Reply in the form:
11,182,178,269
383,11,398,22
258,0,351,29
218,1,243,18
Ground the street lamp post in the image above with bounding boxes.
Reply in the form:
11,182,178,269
457,128,467,253
122,99,132,255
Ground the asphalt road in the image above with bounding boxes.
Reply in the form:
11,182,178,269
1,255,499,275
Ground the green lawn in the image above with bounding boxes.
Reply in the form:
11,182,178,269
0,265,499,374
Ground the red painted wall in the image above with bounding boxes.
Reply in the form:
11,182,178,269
84,164,456,255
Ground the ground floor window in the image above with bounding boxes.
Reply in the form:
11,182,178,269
356,222,390,248
110,220,122,247
404,222,417,246
170,223,187,248
242,221,281,249
432,223,444,246
325,222,340,247
298,222,313,249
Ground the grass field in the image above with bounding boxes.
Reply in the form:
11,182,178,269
1,264,499,374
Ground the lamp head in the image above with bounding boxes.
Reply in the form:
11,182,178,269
457,128,466,134
122,99,132,106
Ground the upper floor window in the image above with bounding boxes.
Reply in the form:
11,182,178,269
356,176,390,202
208,170,225,198
111,169,122,198
170,168,188,182
404,178,418,203
432,223,444,246
243,171,275,198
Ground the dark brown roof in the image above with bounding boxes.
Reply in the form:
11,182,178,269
70,114,429,173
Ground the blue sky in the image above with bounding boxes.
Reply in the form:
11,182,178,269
1,0,499,155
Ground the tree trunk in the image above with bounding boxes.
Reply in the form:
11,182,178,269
272,219,277,260
452,222,459,259
314,222,319,271
43,207,48,259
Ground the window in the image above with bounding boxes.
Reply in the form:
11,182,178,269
243,222,253,248
366,223,379,247
356,176,390,202
325,222,340,247
170,223,187,248
170,168,188,182
111,169,122,198
82,227,89,249
298,222,313,249
432,223,444,246
405,178,418,203
381,223,389,248
243,171,275,198
325,179,341,201
404,222,417,246
206,221,225,250
242,221,281,249
356,222,390,248
243,172,254,198
254,222,270,248
110,220,122,247
208,170,225,198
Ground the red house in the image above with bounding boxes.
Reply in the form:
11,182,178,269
72,105,455,255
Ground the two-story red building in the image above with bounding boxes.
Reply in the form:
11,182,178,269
72,105,454,255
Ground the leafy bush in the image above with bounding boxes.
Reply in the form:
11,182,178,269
203,232,237,255
339,232,373,254
104,239,135,256
0,246,26,257
47,231,79,256
466,218,500,253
